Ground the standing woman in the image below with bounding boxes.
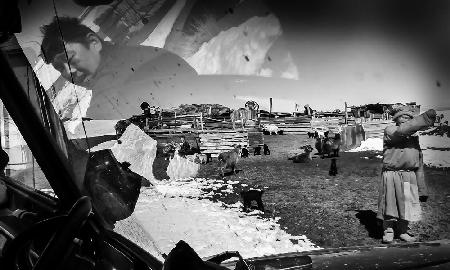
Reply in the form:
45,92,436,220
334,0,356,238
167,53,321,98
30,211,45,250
378,107,436,243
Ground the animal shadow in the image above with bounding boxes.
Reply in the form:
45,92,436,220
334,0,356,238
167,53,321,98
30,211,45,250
355,210,383,239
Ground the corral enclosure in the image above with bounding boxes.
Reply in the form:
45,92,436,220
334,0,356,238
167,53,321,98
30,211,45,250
142,115,375,159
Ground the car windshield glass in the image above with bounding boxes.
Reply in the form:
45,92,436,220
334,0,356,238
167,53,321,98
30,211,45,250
10,0,450,262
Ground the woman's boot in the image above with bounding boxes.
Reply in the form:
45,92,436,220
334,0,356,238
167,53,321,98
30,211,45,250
382,219,395,244
397,219,416,242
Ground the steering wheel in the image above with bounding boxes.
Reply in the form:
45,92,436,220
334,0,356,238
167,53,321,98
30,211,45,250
3,196,92,270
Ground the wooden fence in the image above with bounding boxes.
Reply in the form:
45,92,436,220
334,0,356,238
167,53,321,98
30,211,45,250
259,116,312,134
198,130,249,158
362,120,392,139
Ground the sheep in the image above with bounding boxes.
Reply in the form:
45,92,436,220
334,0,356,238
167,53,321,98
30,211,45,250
262,124,279,135
217,145,242,177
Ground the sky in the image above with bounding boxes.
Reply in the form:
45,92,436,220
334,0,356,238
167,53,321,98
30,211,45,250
14,0,450,112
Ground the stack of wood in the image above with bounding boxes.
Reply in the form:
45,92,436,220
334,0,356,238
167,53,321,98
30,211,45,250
199,131,249,158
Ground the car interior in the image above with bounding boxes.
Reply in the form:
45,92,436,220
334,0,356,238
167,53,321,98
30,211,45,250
1,1,450,270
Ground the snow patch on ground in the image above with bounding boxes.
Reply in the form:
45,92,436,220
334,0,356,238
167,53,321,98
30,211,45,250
347,138,383,152
115,178,320,260
166,153,200,180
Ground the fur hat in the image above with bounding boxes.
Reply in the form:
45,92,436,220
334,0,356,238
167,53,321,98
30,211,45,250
391,107,415,121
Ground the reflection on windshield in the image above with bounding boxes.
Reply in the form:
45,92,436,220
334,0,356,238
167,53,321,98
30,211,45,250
13,0,450,262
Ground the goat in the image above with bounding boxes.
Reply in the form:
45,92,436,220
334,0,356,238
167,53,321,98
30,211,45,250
263,144,271,155
321,137,333,158
290,145,314,163
329,158,338,176
241,147,249,158
315,137,323,155
162,141,178,160
240,189,264,212
254,146,262,156
217,145,241,177
332,133,341,157
192,153,208,164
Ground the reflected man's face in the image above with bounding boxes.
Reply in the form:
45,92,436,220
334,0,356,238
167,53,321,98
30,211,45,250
51,39,101,85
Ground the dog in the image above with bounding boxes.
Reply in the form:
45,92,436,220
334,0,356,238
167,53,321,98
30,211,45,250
240,189,264,212
254,146,262,156
263,144,271,155
329,158,338,176
217,145,241,177
307,131,315,138
241,147,249,158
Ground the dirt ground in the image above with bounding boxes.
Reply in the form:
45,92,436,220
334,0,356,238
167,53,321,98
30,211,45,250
190,134,450,248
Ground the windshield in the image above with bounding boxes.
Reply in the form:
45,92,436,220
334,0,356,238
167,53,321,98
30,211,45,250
8,0,450,262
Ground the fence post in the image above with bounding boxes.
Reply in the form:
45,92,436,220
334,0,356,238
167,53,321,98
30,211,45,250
344,102,348,125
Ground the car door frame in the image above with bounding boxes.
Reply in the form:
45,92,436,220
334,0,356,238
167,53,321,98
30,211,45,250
0,43,164,269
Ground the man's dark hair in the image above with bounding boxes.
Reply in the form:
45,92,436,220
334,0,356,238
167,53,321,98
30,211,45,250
40,16,96,64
